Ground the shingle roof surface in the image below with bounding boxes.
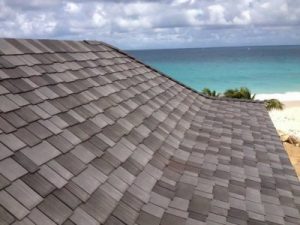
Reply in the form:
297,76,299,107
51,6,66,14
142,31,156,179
0,38,299,225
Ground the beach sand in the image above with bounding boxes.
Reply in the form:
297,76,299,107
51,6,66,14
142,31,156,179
284,143,300,178
269,100,300,139
268,100,300,179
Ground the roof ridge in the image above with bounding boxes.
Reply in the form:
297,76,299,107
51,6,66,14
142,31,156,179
84,40,264,104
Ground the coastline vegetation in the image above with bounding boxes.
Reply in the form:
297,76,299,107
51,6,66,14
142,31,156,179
224,87,255,100
264,99,284,111
201,88,220,97
201,87,284,111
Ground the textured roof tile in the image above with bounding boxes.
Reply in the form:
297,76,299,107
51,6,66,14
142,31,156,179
72,169,101,195
12,150,39,173
56,152,86,175
0,116,15,133
0,39,23,55
38,194,72,225
6,179,43,209
0,133,26,151
112,201,139,225
0,143,13,160
0,174,10,189
53,187,81,210
27,208,56,225
11,218,35,225
14,128,41,147
16,106,40,123
65,181,90,202
61,130,82,145
47,160,73,180
1,112,27,128
0,205,15,225
70,207,100,225
26,122,53,140
21,173,55,197
47,134,73,153
0,38,299,225
21,141,60,166
38,165,67,189
0,190,29,220
0,158,27,181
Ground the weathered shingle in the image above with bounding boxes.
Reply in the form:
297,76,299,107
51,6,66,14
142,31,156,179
0,133,26,151
6,179,42,210
21,141,60,166
0,191,29,220
0,38,299,225
0,143,13,160
0,205,15,225
0,158,27,181
38,194,72,224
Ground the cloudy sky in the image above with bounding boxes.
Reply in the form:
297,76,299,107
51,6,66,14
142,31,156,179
0,0,299,49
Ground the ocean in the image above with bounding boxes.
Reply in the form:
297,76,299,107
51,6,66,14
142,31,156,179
127,46,300,100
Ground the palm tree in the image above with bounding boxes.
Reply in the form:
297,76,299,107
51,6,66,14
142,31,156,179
201,88,220,97
212,86,283,111
224,87,284,111
265,99,284,111
224,87,255,100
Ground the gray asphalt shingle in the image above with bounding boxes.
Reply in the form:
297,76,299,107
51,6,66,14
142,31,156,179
0,158,27,181
0,190,29,220
21,141,60,166
6,179,42,210
0,38,299,225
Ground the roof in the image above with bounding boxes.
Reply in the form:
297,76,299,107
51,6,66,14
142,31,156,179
0,38,299,225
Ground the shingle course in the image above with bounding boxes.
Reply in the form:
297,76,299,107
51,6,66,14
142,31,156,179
0,38,299,225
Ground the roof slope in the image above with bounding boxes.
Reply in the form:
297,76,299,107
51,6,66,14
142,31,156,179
0,38,299,225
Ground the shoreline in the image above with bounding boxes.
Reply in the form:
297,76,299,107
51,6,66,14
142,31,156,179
256,92,300,102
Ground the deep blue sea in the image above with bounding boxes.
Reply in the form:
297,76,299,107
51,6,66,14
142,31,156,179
127,46,300,95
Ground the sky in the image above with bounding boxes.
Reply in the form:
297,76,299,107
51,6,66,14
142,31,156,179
0,0,299,50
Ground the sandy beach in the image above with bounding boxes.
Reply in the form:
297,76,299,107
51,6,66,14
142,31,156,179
256,93,300,139
265,98,300,178
268,100,300,139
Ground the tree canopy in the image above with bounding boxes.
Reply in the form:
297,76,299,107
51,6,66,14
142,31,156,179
201,87,283,111
224,87,255,100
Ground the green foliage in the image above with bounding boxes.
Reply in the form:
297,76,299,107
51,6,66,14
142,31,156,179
224,87,255,100
201,88,220,97
202,86,284,111
265,99,284,111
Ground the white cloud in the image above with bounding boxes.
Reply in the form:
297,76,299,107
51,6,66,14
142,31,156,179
64,2,80,14
16,13,57,35
124,2,159,16
92,5,107,27
116,17,152,31
207,4,228,25
5,0,61,9
0,0,299,49
172,0,195,6
233,10,251,25
185,9,203,26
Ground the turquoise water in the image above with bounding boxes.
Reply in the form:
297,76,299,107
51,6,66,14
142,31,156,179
127,46,300,94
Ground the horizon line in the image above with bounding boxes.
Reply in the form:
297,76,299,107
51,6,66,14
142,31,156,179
125,43,300,51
